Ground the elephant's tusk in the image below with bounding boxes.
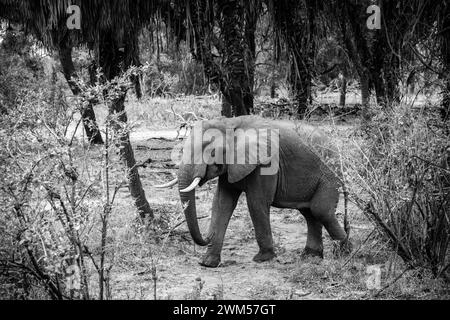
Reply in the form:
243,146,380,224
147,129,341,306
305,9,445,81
154,178,178,188
180,177,201,193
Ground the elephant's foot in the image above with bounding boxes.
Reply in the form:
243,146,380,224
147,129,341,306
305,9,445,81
253,249,276,263
199,254,221,268
301,247,323,259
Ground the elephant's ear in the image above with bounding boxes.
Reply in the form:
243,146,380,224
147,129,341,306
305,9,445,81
226,127,278,184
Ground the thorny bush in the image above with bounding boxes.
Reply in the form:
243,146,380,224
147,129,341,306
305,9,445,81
344,104,449,278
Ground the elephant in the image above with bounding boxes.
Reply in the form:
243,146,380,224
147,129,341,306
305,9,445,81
156,115,348,268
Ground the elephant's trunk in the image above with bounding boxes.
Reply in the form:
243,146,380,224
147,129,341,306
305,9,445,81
178,163,210,246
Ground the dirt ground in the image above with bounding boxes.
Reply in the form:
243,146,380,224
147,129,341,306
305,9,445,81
100,124,448,300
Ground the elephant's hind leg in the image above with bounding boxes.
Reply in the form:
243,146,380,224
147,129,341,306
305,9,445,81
299,209,324,258
310,183,347,241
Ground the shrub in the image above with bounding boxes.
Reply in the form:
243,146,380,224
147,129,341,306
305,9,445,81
0,29,46,113
141,45,209,97
0,66,144,299
344,104,449,277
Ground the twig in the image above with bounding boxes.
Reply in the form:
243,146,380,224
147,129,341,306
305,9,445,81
83,245,100,273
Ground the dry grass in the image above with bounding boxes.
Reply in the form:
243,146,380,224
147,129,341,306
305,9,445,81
125,95,222,129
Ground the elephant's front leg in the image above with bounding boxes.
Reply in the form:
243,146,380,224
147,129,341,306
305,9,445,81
246,192,276,263
200,177,241,268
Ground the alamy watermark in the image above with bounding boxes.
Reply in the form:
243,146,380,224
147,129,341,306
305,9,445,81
366,5,381,30
66,5,81,30
65,264,81,291
366,265,382,290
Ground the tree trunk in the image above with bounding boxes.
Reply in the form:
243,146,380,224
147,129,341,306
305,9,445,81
381,1,401,106
339,72,347,107
270,80,276,98
338,1,372,120
290,57,310,118
132,74,143,99
188,0,254,117
360,75,370,107
370,38,387,107
98,30,153,219
384,56,400,105
188,0,223,101
372,71,386,107
58,45,104,145
273,0,315,119
372,56,401,107
109,95,153,218
360,72,371,121
218,0,253,116
221,94,232,117
335,0,403,115
243,2,257,115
